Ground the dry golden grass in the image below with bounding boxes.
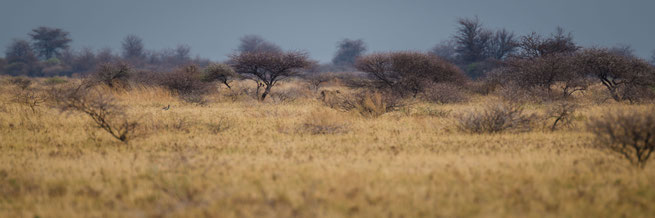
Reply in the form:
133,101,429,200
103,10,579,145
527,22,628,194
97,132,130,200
0,78,654,218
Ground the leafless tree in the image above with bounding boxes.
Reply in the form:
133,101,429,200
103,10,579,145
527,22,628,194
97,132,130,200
546,101,577,131
574,48,655,102
229,51,314,101
587,109,655,168
650,50,655,65
496,53,588,98
517,27,578,59
29,26,72,59
332,38,367,67
237,35,282,54
121,35,145,60
355,51,467,97
96,48,116,63
52,84,138,143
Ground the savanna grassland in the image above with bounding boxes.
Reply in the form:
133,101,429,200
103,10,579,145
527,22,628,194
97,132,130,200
0,77,654,218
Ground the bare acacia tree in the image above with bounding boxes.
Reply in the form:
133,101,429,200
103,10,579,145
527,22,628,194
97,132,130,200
52,84,138,143
574,48,655,102
29,26,72,59
332,38,367,67
237,35,282,54
355,51,467,97
229,51,314,101
517,27,578,59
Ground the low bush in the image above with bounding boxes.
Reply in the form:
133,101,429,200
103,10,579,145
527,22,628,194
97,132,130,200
51,84,139,143
456,102,536,133
422,83,469,104
587,108,655,168
87,62,131,89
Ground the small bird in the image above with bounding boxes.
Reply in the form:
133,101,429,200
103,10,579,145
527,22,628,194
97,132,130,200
162,104,170,111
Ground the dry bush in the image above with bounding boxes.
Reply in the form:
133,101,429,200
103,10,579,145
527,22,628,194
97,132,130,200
587,108,655,168
158,65,212,103
51,84,138,143
87,62,131,89
7,77,32,89
299,109,350,135
7,77,47,113
203,63,236,89
320,90,402,118
545,101,578,131
422,83,469,104
11,87,47,113
456,102,536,133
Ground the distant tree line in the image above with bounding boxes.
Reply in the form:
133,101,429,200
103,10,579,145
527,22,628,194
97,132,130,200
0,27,208,77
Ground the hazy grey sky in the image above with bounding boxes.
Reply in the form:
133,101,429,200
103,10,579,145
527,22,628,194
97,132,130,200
1,0,653,62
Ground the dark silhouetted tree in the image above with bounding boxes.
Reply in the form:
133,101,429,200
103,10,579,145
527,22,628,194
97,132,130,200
453,17,492,64
72,47,98,74
174,44,191,63
121,35,145,60
332,38,367,67
356,51,468,97
4,39,39,76
237,35,282,54
97,48,116,63
488,29,518,60
575,48,655,102
229,51,313,101
28,27,72,59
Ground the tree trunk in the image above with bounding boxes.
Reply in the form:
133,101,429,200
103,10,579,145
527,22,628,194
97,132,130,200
260,85,272,101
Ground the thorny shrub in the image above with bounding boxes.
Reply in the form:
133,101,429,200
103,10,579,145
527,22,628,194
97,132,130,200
456,101,536,133
51,83,139,143
587,108,655,168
